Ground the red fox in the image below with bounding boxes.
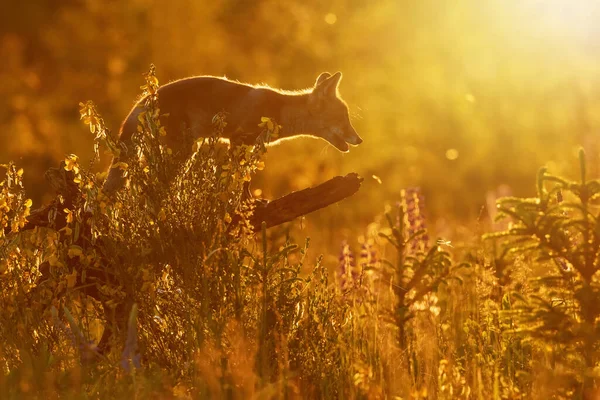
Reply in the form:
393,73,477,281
103,71,362,193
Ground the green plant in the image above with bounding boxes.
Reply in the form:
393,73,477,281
377,188,467,393
487,149,600,398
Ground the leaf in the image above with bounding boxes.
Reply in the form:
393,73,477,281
68,245,83,259
66,270,78,288
111,162,129,170
63,208,74,223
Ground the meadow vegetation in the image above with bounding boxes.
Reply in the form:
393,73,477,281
1,68,600,399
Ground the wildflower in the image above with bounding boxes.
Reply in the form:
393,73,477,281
359,240,377,270
399,187,429,254
338,241,356,291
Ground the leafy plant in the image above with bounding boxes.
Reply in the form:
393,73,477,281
487,149,600,398
376,188,467,393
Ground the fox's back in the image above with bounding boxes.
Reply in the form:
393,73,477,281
157,76,254,111
120,77,255,147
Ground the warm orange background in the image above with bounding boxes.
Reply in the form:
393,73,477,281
2,0,599,242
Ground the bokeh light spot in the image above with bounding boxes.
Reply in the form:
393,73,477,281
446,148,459,161
325,13,337,25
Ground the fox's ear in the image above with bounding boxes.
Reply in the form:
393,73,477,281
315,72,332,87
314,71,342,97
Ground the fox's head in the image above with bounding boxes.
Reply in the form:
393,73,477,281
307,72,362,152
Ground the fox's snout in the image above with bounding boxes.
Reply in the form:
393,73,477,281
340,123,363,147
345,130,363,146
322,125,363,152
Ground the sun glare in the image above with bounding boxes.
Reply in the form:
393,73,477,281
531,0,600,37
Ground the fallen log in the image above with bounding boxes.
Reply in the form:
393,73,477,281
249,173,363,231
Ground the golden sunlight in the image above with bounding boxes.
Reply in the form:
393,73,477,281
2,1,600,397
